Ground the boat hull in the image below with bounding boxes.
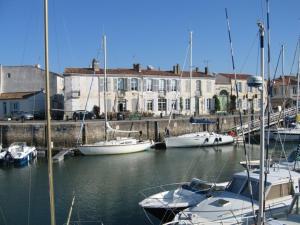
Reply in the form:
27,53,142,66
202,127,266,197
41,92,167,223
143,206,187,222
78,140,152,155
165,132,234,148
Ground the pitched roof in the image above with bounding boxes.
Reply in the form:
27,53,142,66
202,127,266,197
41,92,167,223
273,76,298,85
218,73,253,80
64,67,214,78
0,91,43,100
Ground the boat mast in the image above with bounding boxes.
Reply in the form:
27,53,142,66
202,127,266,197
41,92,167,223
44,0,56,224
282,44,285,127
103,35,108,141
297,38,300,115
189,31,193,116
257,21,265,225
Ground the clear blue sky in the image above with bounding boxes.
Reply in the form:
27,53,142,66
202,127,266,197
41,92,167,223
0,0,299,75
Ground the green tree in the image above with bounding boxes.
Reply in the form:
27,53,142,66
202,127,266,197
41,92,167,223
213,95,221,112
179,97,183,111
229,95,237,113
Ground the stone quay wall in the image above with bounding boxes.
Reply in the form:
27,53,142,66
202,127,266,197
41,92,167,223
0,114,256,149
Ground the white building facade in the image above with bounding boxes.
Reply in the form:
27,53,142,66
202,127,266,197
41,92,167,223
64,63,216,118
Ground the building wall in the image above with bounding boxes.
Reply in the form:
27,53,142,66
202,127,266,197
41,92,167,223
0,65,63,95
64,73,216,117
0,92,45,118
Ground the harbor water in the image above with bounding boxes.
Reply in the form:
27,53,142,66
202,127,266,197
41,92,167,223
0,143,296,225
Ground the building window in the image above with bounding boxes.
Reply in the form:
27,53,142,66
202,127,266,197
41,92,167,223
171,80,177,91
171,100,177,110
146,79,153,91
159,79,166,91
13,102,19,111
3,102,7,115
147,100,153,111
185,98,190,110
158,98,167,111
118,78,125,91
293,87,297,95
7,73,11,78
206,98,212,110
131,78,138,91
118,100,126,112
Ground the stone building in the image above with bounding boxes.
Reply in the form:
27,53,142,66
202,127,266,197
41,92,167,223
215,73,264,113
271,75,298,109
64,61,216,118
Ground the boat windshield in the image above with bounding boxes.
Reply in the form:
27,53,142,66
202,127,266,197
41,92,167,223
226,177,246,194
182,179,212,193
240,180,259,201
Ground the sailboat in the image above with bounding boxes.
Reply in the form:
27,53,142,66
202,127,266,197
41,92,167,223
164,21,300,225
164,31,234,148
266,193,300,225
78,36,152,155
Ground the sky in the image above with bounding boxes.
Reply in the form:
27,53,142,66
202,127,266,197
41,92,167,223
0,0,299,76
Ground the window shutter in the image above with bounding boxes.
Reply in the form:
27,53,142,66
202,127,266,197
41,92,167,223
124,78,128,90
154,79,159,92
113,78,118,91
177,80,181,92
127,78,131,91
99,78,104,92
106,78,112,92
138,79,141,91
167,80,171,92
143,79,147,91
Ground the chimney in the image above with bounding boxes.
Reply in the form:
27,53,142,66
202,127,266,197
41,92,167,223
133,63,141,72
173,64,181,75
92,58,100,71
204,66,209,75
195,67,199,72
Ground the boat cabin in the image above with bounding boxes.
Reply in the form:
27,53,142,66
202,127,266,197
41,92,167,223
225,169,300,202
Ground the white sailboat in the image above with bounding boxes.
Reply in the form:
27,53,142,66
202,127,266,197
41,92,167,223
78,36,152,155
164,31,234,148
266,193,300,225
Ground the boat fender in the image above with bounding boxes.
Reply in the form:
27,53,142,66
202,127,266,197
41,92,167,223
205,138,209,143
219,137,222,142
214,138,219,143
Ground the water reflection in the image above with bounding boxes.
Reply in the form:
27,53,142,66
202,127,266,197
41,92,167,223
0,143,295,225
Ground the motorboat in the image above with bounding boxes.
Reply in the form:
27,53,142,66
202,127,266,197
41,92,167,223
139,178,228,222
166,168,300,225
78,137,153,155
0,149,7,164
8,142,37,165
164,131,234,148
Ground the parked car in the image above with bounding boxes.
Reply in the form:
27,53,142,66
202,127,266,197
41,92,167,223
11,111,34,121
72,110,96,120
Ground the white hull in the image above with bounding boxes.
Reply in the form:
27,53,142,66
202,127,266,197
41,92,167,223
165,132,234,148
78,138,152,155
